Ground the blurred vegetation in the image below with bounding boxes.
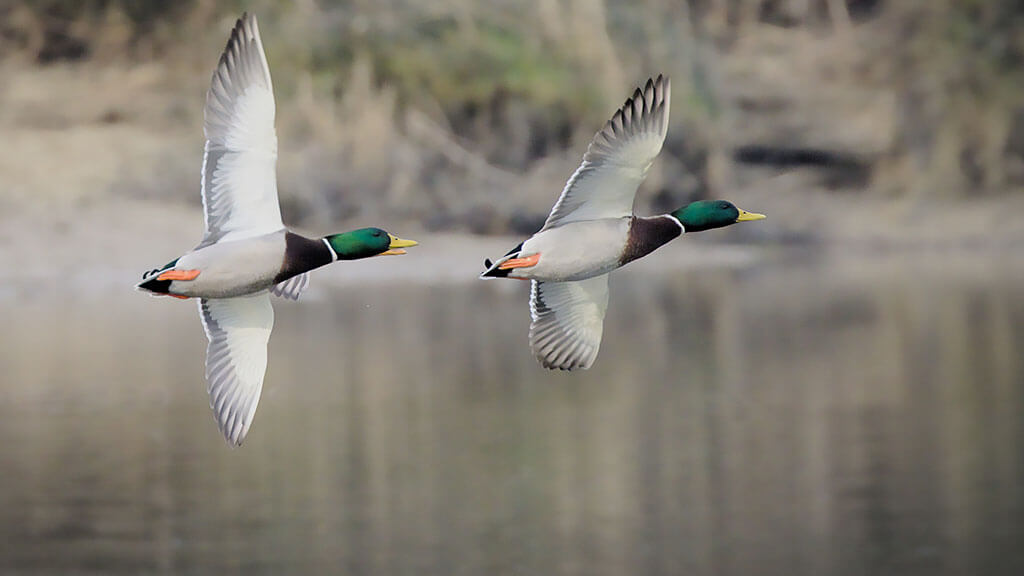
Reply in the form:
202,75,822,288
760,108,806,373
1,0,1022,232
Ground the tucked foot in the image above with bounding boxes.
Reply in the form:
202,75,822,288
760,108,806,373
167,294,190,300
156,269,201,281
498,253,540,270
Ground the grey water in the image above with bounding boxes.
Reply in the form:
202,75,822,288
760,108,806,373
1,256,1022,575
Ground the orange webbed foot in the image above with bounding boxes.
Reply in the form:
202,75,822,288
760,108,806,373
498,253,540,270
156,269,201,282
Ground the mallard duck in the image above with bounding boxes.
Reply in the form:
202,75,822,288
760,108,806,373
137,13,417,446
480,75,764,371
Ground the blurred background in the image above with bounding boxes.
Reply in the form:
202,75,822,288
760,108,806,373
1,0,1022,574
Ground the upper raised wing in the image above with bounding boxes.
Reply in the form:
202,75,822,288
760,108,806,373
541,75,670,231
198,293,274,446
529,275,610,370
198,13,283,249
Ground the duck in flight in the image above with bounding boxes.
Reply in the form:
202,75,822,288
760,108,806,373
481,75,764,370
137,13,417,445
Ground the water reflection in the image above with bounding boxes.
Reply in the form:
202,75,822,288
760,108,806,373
0,258,1022,575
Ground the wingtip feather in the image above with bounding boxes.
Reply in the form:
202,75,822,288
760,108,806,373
585,74,671,159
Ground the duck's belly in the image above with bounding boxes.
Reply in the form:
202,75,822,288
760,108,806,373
515,219,630,282
171,234,285,298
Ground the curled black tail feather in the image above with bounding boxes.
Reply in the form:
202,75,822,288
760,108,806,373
138,276,172,294
481,265,512,278
137,257,180,294
480,242,524,278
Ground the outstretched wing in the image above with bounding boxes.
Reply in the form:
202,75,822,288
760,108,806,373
198,13,282,249
198,293,274,446
541,75,671,231
529,275,610,370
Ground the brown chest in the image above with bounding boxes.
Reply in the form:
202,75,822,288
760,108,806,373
276,232,333,283
619,216,683,265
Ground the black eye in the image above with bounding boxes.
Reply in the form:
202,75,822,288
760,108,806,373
373,230,382,237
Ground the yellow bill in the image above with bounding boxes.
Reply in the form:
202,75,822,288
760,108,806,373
736,208,767,222
381,234,419,256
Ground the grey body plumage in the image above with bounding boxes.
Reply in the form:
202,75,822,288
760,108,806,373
136,13,417,446
480,75,674,370
480,75,764,371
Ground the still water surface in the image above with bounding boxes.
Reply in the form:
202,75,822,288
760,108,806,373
0,255,1022,575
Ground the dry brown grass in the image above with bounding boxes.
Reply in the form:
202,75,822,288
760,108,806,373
1,0,1021,238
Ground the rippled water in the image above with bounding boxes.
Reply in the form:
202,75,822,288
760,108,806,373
1,255,1022,575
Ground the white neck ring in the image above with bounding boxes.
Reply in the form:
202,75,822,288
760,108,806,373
323,238,339,262
666,214,686,233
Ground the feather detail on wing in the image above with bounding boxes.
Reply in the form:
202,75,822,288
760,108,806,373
198,293,274,446
541,75,670,230
529,276,610,370
198,13,282,249
269,272,310,300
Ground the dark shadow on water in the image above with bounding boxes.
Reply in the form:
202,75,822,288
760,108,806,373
0,259,1022,575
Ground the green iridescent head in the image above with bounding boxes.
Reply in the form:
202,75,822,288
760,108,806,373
671,200,766,232
324,228,418,260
